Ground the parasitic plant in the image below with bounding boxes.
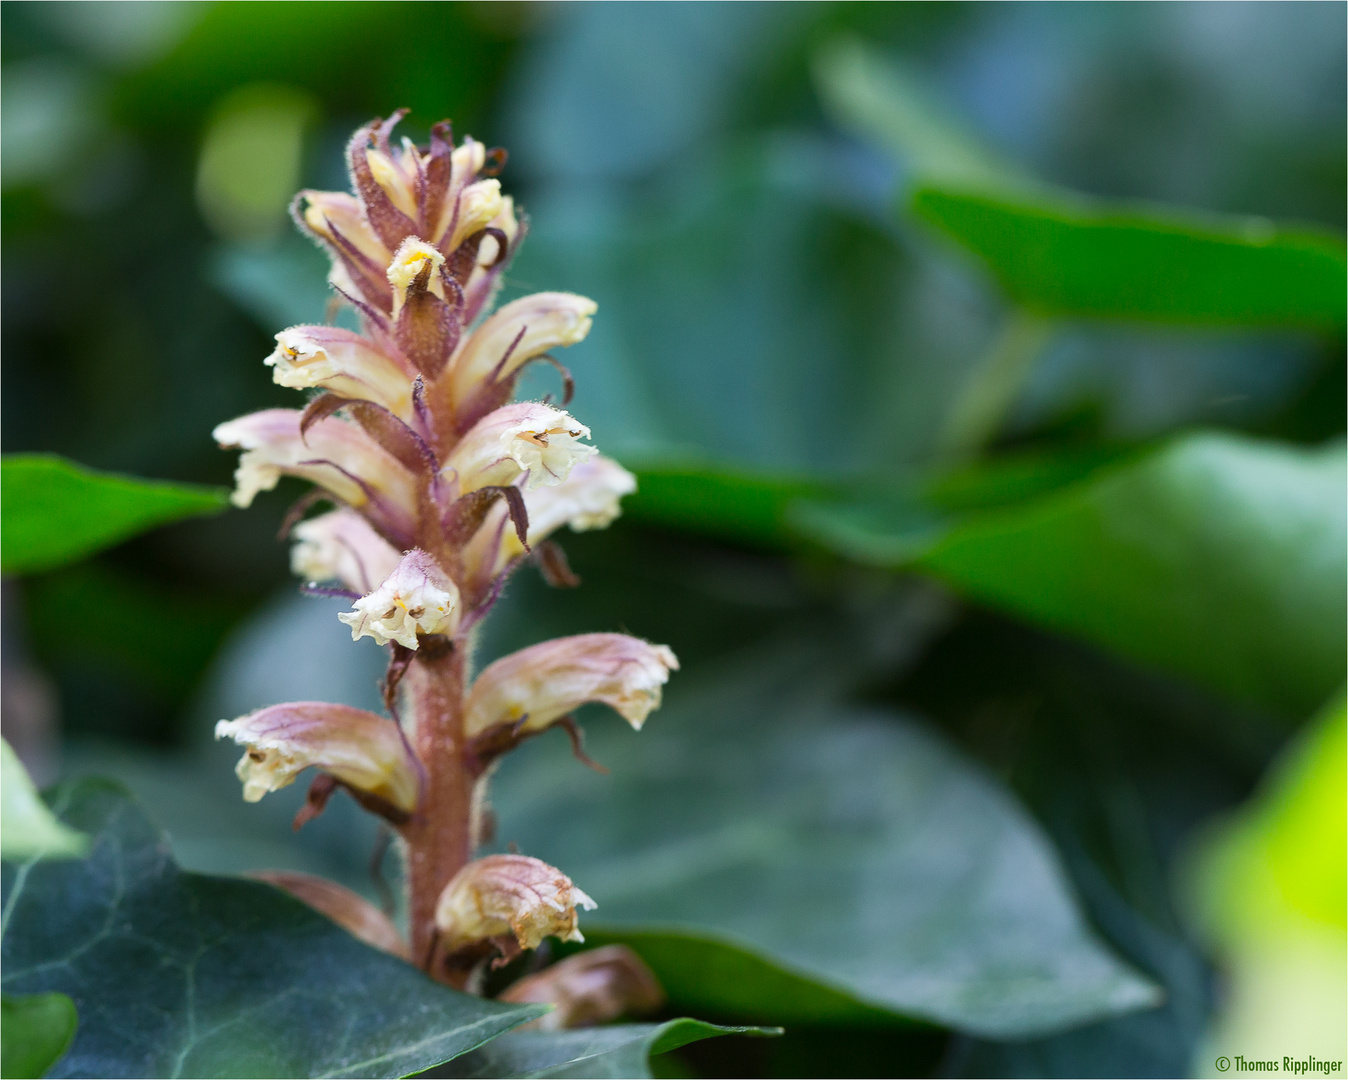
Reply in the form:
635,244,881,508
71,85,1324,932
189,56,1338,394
213,112,676,1003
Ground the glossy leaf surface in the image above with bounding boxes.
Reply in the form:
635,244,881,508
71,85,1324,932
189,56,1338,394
798,433,1347,716
1,455,228,576
489,650,1160,1039
911,187,1347,329
0,780,543,1079
438,1019,776,1079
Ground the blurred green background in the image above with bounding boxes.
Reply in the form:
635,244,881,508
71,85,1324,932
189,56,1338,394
2,2,1344,1077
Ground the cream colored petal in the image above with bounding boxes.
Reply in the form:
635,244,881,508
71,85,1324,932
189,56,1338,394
442,402,597,496
435,854,596,953
290,508,402,593
215,701,420,813
267,326,415,417
465,633,678,738
338,549,460,649
448,292,596,409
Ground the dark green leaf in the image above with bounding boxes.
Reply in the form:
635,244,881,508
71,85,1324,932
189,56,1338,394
0,780,543,1079
911,187,1347,329
436,1019,777,1079
489,648,1160,1038
1,455,228,576
797,433,1347,717
1,993,77,1080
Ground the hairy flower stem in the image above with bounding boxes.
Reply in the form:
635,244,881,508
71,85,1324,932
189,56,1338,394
400,642,473,985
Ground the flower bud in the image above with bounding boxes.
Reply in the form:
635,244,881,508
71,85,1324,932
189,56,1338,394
338,549,460,649
443,402,596,495
299,190,389,267
215,702,420,814
386,237,448,319
266,327,414,418
213,409,416,524
443,179,503,255
448,292,597,411
290,508,402,592
500,946,665,1030
465,633,678,739
365,141,419,220
434,854,596,954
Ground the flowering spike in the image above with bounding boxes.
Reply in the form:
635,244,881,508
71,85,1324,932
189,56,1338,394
338,549,460,649
465,633,678,740
215,702,421,816
215,112,676,989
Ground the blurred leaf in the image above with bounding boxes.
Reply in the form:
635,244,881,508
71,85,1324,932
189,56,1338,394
912,187,1348,329
1187,691,1347,1067
813,37,1026,190
490,646,1160,1039
797,433,1347,717
438,1019,778,1079
625,466,830,548
0,779,543,1079
0,739,87,861
1,993,77,1080
0,455,227,576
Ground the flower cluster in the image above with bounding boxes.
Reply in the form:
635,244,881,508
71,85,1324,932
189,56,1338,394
213,112,676,994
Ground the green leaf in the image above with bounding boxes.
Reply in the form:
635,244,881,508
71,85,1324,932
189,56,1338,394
0,740,88,861
437,1019,777,1079
1,455,229,576
1,779,543,1079
797,433,1347,717
489,648,1160,1039
911,186,1348,329
1,993,78,1080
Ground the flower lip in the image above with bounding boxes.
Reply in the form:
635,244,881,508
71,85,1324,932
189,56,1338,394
443,402,598,496
338,549,460,649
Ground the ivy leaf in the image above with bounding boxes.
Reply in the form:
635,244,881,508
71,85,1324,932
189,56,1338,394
910,187,1347,329
1,993,78,1080
489,648,1160,1039
0,780,544,1079
1,455,229,576
436,1019,778,1079
796,432,1347,717
0,740,88,860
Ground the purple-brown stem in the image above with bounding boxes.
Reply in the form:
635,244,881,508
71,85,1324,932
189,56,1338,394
398,638,474,986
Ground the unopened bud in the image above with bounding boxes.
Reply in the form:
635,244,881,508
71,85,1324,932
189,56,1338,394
500,946,665,1030
290,508,402,593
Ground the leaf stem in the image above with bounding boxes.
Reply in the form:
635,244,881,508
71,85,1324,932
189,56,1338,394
939,308,1054,459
